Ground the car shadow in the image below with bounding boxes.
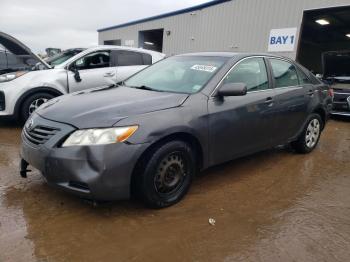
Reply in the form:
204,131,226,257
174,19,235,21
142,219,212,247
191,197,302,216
331,115,350,122
0,118,22,128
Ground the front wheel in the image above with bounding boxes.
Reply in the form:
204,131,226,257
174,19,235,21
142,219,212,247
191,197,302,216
21,92,54,122
136,140,196,208
291,114,323,154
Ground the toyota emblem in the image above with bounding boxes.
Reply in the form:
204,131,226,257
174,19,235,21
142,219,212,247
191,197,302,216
26,118,34,131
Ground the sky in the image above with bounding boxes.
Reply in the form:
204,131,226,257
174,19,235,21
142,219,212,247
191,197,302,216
0,0,209,54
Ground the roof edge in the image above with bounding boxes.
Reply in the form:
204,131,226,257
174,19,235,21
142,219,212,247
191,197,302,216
97,0,231,32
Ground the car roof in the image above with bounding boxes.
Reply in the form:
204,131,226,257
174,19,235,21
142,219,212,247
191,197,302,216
85,45,164,55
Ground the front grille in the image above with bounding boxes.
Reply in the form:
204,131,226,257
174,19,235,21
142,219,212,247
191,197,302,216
23,125,60,145
333,89,350,112
0,91,5,111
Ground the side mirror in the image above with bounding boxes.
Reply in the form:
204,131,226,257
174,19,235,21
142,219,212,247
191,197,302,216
70,66,81,82
217,82,247,97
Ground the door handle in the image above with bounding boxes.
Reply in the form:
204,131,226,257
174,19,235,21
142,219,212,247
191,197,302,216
263,97,274,105
104,72,115,77
307,90,314,96
261,97,274,107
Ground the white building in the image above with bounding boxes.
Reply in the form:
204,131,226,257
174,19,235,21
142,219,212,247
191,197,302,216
98,0,350,73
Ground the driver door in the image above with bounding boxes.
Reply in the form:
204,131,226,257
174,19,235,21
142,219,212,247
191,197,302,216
67,50,117,92
208,57,277,165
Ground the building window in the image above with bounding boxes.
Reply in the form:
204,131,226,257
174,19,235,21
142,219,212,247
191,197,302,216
104,39,121,46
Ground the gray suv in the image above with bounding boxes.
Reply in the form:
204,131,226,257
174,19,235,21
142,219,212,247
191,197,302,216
20,53,332,208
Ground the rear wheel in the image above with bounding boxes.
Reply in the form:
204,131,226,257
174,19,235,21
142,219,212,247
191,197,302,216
136,140,195,208
21,92,55,122
291,114,323,153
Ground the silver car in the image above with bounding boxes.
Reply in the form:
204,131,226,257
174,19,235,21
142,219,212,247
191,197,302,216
0,31,165,121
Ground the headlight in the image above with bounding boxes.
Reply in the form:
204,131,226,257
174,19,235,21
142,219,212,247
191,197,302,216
62,126,138,147
0,71,27,83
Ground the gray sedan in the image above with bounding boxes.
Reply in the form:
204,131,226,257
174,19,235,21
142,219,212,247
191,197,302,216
20,52,333,208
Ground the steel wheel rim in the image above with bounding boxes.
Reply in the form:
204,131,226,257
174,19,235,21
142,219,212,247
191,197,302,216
28,98,49,115
154,152,188,195
305,118,320,148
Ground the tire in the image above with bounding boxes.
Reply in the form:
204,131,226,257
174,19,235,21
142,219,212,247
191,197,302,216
291,113,323,154
21,92,55,122
136,140,196,208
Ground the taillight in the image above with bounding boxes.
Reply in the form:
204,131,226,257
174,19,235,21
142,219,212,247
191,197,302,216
328,88,334,98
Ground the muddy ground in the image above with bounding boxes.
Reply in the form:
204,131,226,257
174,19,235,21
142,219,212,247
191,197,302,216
0,118,349,262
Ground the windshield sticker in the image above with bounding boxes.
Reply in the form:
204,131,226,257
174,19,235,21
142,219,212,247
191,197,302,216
192,85,202,91
191,65,217,73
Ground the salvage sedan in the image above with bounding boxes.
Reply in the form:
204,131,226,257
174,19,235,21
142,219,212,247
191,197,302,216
20,53,333,208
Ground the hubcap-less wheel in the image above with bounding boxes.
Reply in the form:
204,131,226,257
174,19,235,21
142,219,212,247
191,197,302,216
154,152,187,195
305,118,320,148
28,98,49,115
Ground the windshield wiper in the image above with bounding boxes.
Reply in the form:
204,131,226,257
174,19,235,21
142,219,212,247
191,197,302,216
131,85,163,92
90,83,120,92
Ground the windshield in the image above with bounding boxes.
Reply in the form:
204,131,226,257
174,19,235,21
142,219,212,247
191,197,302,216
124,56,228,94
47,50,84,66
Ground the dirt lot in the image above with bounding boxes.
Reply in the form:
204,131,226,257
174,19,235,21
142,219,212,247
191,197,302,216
0,118,349,262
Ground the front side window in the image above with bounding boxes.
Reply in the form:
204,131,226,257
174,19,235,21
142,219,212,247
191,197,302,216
47,50,83,66
117,51,144,66
223,57,269,91
73,51,110,70
270,59,299,88
124,56,228,94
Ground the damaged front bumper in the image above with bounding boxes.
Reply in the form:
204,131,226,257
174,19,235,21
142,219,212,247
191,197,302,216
20,113,148,201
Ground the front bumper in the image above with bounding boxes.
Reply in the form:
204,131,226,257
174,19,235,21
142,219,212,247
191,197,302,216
0,81,17,117
20,114,148,201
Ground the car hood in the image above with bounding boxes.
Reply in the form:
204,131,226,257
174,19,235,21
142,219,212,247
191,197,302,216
0,31,51,69
36,85,189,128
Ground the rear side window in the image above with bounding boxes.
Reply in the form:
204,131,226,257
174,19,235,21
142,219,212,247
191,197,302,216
142,53,152,65
223,57,269,92
117,51,144,66
270,59,299,88
296,67,312,84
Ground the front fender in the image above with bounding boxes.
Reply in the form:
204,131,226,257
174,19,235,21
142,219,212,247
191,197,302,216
115,94,210,167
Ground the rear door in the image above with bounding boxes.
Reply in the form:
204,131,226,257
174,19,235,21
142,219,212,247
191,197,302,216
267,58,312,143
208,57,277,165
114,50,151,82
67,50,117,92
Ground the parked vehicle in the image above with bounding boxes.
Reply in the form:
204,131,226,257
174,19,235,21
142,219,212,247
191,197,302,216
0,49,29,75
0,31,165,121
20,53,332,208
0,31,45,75
45,48,61,57
322,51,350,117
